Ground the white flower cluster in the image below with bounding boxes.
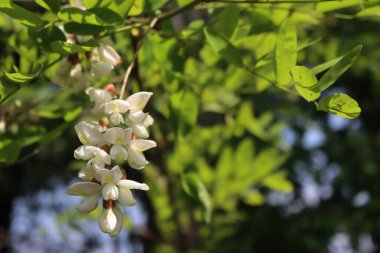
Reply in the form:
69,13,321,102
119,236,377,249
56,40,121,90
67,86,156,236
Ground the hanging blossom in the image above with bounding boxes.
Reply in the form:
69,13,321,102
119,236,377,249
55,1,121,89
67,84,156,236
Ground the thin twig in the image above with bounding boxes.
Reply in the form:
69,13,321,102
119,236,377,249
119,17,159,99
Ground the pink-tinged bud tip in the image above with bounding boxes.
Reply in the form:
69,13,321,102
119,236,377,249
104,83,117,95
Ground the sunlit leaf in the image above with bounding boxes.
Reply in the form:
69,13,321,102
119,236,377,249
317,93,361,119
214,4,240,40
291,66,320,102
275,19,297,87
262,172,293,193
35,0,61,13
318,45,362,91
0,1,43,28
204,27,244,67
50,39,99,55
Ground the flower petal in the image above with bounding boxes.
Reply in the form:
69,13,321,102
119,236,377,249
128,110,146,123
78,166,96,181
103,127,128,144
102,183,119,200
110,113,124,125
132,123,149,138
130,140,157,152
126,92,152,111
75,121,103,146
77,193,99,213
127,148,148,170
117,179,149,191
67,182,101,196
109,205,123,237
85,87,112,104
110,144,128,161
98,207,117,233
74,145,97,160
90,60,113,78
99,44,121,66
118,188,137,206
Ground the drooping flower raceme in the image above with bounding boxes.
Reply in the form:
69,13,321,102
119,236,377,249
67,85,155,236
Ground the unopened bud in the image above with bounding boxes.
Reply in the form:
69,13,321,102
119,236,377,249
104,83,117,95
99,117,109,129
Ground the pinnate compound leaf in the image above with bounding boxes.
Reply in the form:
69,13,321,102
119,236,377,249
182,173,212,223
275,19,297,87
318,45,362,91
291,66,320,102
204,27,243,67
317,93,361,119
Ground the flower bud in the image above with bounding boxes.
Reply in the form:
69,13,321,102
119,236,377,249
98,206,117,233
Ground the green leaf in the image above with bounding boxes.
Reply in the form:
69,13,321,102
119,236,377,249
182,173,212,223
102,0,136,18
291,66,320,102
0,1,43,28
30,25,67,51
0,139,21,165
275,19,297,87
170,88,199,137
262,172,293,193
317,93,361,119
214,4,240,40
357,6,380,17
243,190,265,206
203,27,243,67
63,22,106,35
311,56,342,75
129,0,144,16
318,45,362,91
58,7,101,25
88,7,123,25
35,0,61,13
3,63,43,84
64,107,83,122
50,39,99,54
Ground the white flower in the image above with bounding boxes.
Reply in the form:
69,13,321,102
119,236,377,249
103,128,156,169
90,43,121,78
96,166,123,200
78,165,97,181
103,127,129,161
116,179,149,206
75,121,104,146
104,99,130,125
125,92,154,138
125,113,154,138
98,206,118,233
67,182,101,213
74,145,111,169
86,87,112,105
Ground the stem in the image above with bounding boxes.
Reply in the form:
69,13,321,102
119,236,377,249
158,0,204,21
119,17,159,99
